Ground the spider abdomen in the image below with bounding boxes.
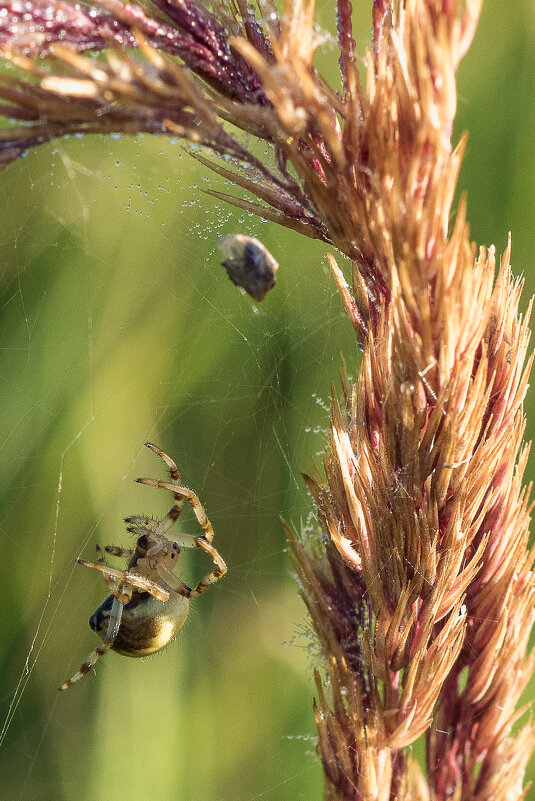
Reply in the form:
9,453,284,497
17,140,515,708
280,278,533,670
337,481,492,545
90,591,189,657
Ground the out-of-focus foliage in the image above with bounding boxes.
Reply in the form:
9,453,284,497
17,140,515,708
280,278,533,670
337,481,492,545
0,1,534,799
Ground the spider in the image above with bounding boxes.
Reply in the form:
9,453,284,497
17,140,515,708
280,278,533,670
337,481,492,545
60,442,227,690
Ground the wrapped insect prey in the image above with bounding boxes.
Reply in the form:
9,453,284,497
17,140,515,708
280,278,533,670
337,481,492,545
217,234,279,301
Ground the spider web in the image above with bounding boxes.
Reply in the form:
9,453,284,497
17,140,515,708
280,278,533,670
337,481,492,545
0,130,355,801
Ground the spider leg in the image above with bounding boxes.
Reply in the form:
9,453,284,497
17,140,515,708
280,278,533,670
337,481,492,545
135,479,215,544
76,559,170,602
124,515,158,538
59,597,123,690
167,532,206,549
142,538,226,599
85,546,132,604
104,545,134,559
144,442,181,480
188,537,227,597
143,443,185,527
136,557,193,599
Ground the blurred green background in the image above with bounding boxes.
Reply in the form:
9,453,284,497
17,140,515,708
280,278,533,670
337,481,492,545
0,1,534,799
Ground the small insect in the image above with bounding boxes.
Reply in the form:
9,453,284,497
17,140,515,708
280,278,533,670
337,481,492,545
217,233,279,301
60,443,227,690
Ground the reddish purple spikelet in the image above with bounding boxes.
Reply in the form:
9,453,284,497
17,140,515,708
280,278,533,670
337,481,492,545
336,0,356,93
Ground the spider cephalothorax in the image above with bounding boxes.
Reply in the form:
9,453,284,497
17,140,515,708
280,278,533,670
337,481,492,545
60,443,226,690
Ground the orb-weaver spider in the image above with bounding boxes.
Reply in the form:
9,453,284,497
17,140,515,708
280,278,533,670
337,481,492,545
60,443,227,690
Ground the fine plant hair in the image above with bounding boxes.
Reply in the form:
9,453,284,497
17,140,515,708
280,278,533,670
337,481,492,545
1,0,534,798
